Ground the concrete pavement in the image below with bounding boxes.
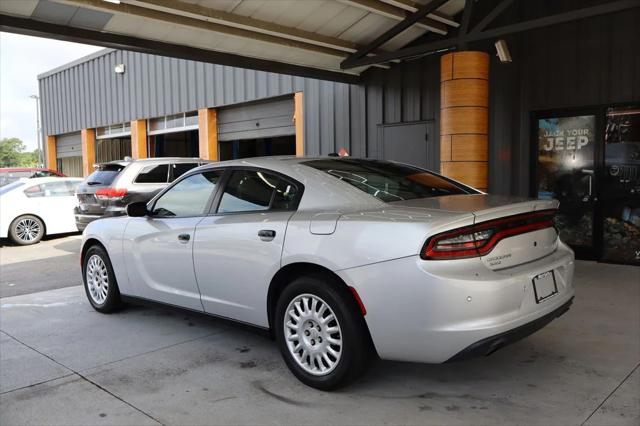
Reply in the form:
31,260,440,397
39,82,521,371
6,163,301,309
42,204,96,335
0,243,638,425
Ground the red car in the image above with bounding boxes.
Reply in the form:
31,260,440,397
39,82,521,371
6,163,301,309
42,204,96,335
0,168,65,187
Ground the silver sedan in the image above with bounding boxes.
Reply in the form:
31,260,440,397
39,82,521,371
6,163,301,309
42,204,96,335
80,157,575,390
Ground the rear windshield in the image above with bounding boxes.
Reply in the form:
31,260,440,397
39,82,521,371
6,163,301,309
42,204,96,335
85,164,126,186
303,159,471,202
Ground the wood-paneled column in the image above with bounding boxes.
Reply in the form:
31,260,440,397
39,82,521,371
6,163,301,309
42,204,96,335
198,108,218,161
131,119,148,159
81,128,96,177
440,51,489,191
294,92,304,156
46,135,57,171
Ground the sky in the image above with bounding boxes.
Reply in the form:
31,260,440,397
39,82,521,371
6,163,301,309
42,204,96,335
0,32,103,151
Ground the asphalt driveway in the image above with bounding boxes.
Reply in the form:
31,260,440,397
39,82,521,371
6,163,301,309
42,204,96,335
0,238,638,425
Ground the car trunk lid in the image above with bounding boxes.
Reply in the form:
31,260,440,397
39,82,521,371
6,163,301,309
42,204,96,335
390,194,559,269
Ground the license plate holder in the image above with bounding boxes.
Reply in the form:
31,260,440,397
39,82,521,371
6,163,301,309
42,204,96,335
532,270,558,303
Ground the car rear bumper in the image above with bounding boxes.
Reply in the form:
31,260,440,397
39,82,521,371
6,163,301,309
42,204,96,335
337,241,575,364
445,296,573,362
75,207,126,230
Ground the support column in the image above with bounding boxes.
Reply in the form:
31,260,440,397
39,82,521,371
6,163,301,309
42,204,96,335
440,51,489,191
198,108,218,161
294,92,304,156
131,119,148,159
46,135,57,171
81,128,96,177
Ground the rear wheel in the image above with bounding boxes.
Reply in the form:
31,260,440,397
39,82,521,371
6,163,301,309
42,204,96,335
9,215,44,245
275,274,372,390
82,245,122,313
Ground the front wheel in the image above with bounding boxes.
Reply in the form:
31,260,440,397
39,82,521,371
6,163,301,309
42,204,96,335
9,215,44,245
275,275,373,390
82,245,122,313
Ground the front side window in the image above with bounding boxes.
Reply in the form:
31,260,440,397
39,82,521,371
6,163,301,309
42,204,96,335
303,159,470,202
217,170,298,213
135,164,169,184
152,171,222,217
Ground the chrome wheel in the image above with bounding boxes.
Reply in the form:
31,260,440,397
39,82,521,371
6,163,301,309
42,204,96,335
86,254,109,304
15,218,41,242
284,294,343,376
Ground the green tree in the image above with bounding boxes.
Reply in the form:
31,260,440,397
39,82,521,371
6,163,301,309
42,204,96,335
0,137,26,167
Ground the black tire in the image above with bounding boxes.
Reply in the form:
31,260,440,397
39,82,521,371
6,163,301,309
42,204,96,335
9,215,44,245
82,245,122,313
274,274,373,390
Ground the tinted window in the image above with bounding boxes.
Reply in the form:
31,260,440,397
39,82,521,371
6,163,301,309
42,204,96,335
32,171,58,178
170,163,200,182
86,164,126,186
304,159,470,202
135,164,169,183
24,181,77,197
218,170,296,213
152,171,222,217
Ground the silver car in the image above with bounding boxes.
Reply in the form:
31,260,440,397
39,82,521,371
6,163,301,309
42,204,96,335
80,157,575,390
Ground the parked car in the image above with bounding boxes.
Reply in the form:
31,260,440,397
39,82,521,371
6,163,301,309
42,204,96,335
74,158,209,231
1,177,83,245
0,167,65,187
80,157,575,390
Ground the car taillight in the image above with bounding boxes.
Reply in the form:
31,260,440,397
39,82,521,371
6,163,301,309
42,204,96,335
422,209,557,260
95,188,127,200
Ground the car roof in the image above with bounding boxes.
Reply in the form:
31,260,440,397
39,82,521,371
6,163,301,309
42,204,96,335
98,157,205,167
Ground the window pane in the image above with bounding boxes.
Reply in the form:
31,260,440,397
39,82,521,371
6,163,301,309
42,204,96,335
185,111,198,127
149,117,165,132
218,170,275,213
170,163,200,182
272,178,298,210
86,164,125,185
303,159,469,202
39,181,75,196
152,171,221,217
24,185,44,198
135,164,169,183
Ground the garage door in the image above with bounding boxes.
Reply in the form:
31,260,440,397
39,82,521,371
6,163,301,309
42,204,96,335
217,97,295,142
55,132,82,158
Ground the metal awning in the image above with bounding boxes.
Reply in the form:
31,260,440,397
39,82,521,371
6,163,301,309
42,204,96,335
0,0,463,82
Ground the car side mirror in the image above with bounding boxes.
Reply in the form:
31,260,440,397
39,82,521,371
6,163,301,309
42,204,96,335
126,201,149,217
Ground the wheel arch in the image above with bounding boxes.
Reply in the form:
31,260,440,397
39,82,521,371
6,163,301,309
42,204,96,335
80,237,108,266
266,262,372,340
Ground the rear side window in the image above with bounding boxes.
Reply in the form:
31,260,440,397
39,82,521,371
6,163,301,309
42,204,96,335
170,163,200,182
217,170,298,213
86,164,125,186
24,181,77,197
303,159,470,202
135,164,169,183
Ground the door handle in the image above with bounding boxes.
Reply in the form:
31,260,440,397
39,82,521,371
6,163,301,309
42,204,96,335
258,229,276,241
178,233,191,243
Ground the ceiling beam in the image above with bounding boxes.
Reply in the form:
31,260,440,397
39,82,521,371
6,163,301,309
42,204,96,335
338,0,448,35
469,0,516,34
341,0,640,69
342,0,449,68
0,14,360,84
378,0,459,27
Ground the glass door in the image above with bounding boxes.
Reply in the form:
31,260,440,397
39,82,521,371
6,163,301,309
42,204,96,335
601,106,640,265
534,113,599,258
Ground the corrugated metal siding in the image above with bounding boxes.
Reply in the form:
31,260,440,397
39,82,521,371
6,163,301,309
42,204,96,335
55,132,82,159
39,49,353,157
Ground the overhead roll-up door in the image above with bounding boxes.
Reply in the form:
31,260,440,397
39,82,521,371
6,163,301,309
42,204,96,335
217,97,295,142
55,132,81,158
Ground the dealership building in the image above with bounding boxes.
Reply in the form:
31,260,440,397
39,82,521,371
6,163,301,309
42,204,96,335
3,0,637,265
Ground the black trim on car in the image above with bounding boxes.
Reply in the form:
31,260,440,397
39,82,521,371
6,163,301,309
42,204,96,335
445,297,574,363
